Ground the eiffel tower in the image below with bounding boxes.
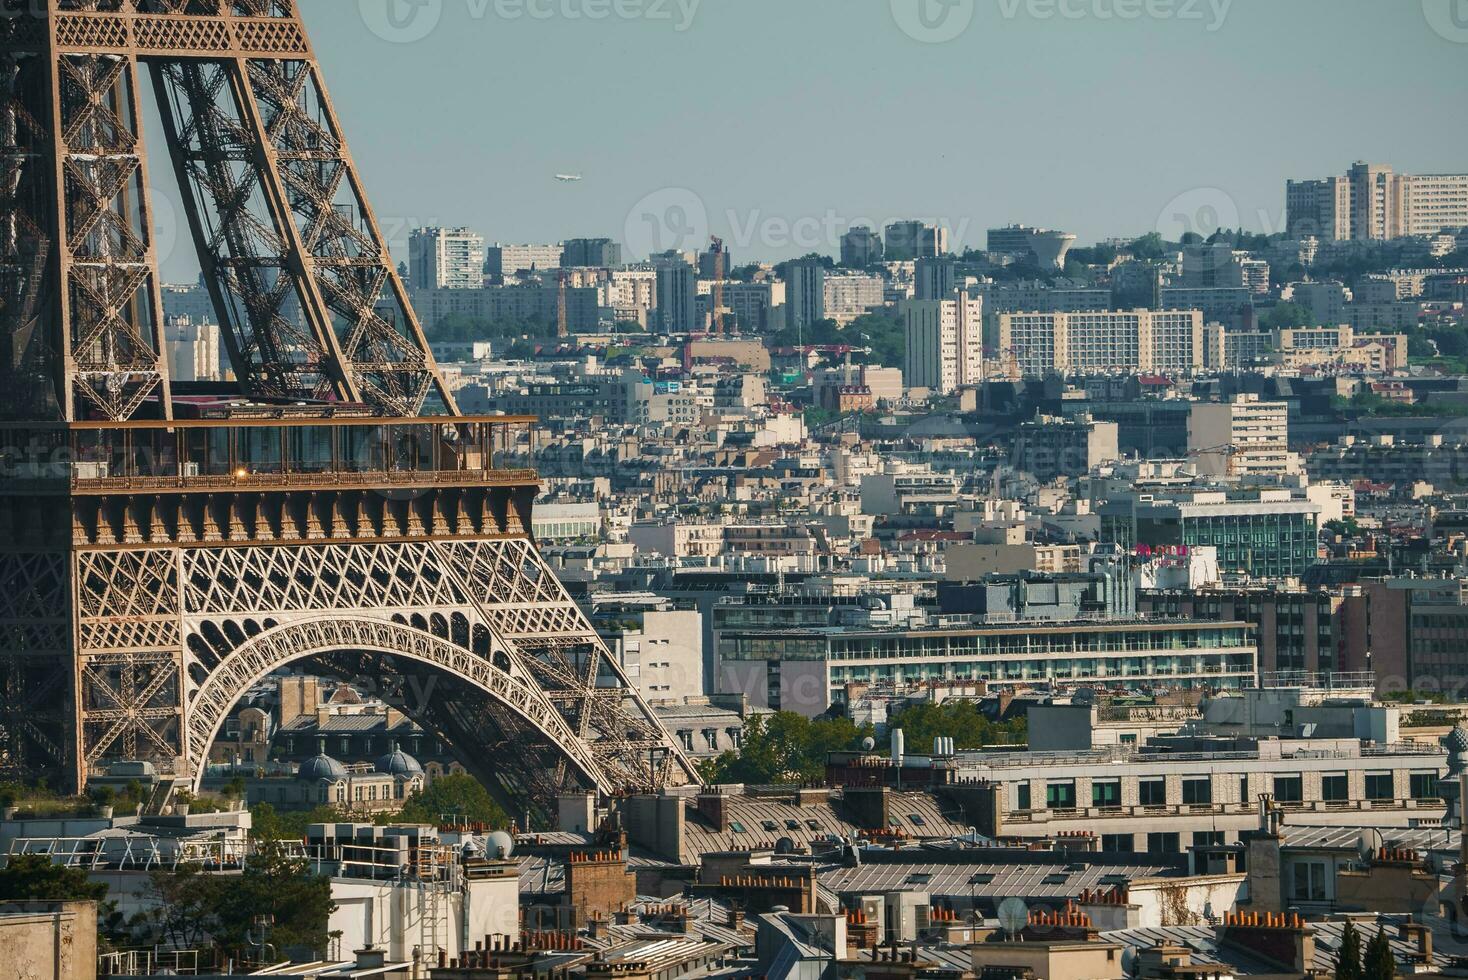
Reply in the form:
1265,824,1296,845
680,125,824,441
0,1,698,812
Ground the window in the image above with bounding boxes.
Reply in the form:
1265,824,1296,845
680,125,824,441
1119,733,1138,745
1411,771,1442,800
1321,774,1349,802
1147,832,1181,854
1272,775,1303,803
1365,772,1394,801
1192,831,1225,847
760,820,779,832
1102,834,1135,853
969,873,995,885
1047,782,1076,810
906,873,933,885
806,820,821,831
909,813,928,827
1042,872,1070,885
1181,778,1212,805
1291,861,1327,902
728,821,747,833
1092,780,1122,808
1138,778,1166,806
784,820,800,831
1016,784,1032,810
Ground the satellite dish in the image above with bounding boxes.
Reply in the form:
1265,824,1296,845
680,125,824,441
487,830,515,859
997,897,1028,937
1355,830,1376,864
861,737,876,752
1121,948,1138,975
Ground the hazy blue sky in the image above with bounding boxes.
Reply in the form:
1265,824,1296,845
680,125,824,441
159,0,1468,278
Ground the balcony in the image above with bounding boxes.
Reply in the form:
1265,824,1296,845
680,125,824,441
0,416,540,495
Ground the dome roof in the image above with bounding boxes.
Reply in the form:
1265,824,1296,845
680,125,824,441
375,742,424,777
298,741,348,782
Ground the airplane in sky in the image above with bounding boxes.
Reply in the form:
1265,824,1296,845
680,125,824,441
554,173,582,182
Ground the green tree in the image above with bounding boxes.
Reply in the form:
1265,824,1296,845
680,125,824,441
250,802,348,844
1260,302,1314,330
698,712,872,785
1336,920,1363,980
141,863,218,950
396,773,509,828
211,841,335,956
1363,926,1395,980
886,701,1026,752
1129,233,1166,260
0,853,108,902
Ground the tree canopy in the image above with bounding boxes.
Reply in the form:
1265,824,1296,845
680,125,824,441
698,711,873,785
396,773,509,828
885,700,1026,752
0,853,108,902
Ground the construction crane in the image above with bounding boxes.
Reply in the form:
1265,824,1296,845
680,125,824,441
1187,443,1239,478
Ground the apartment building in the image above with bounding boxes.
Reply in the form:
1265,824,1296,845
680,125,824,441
841,226,884,266
721,280,786,332
485,241,563,280
884,221,948,260
1287,162,1468,240
1188,394,1298,479
994,310,1203,377
823,273,886,325
902,296,984,393
1015,413,1121,482
561,237,623,267
408,226,484,290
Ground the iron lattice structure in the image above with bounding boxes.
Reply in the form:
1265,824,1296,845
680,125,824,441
0,2,699,811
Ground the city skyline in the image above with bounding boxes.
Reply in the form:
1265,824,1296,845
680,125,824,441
180,0,1464,282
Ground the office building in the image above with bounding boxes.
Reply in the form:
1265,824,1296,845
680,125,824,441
716,618,1256,716
884,220,948,261
1287,162,1468,240
1100,488,1321,579
561,237,622,268
902,295,984,394
994,310,1204,377
656,261,698,333
840,225,884,266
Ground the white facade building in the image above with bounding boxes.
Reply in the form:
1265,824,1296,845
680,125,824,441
409,227,485,290
902,296,983,394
